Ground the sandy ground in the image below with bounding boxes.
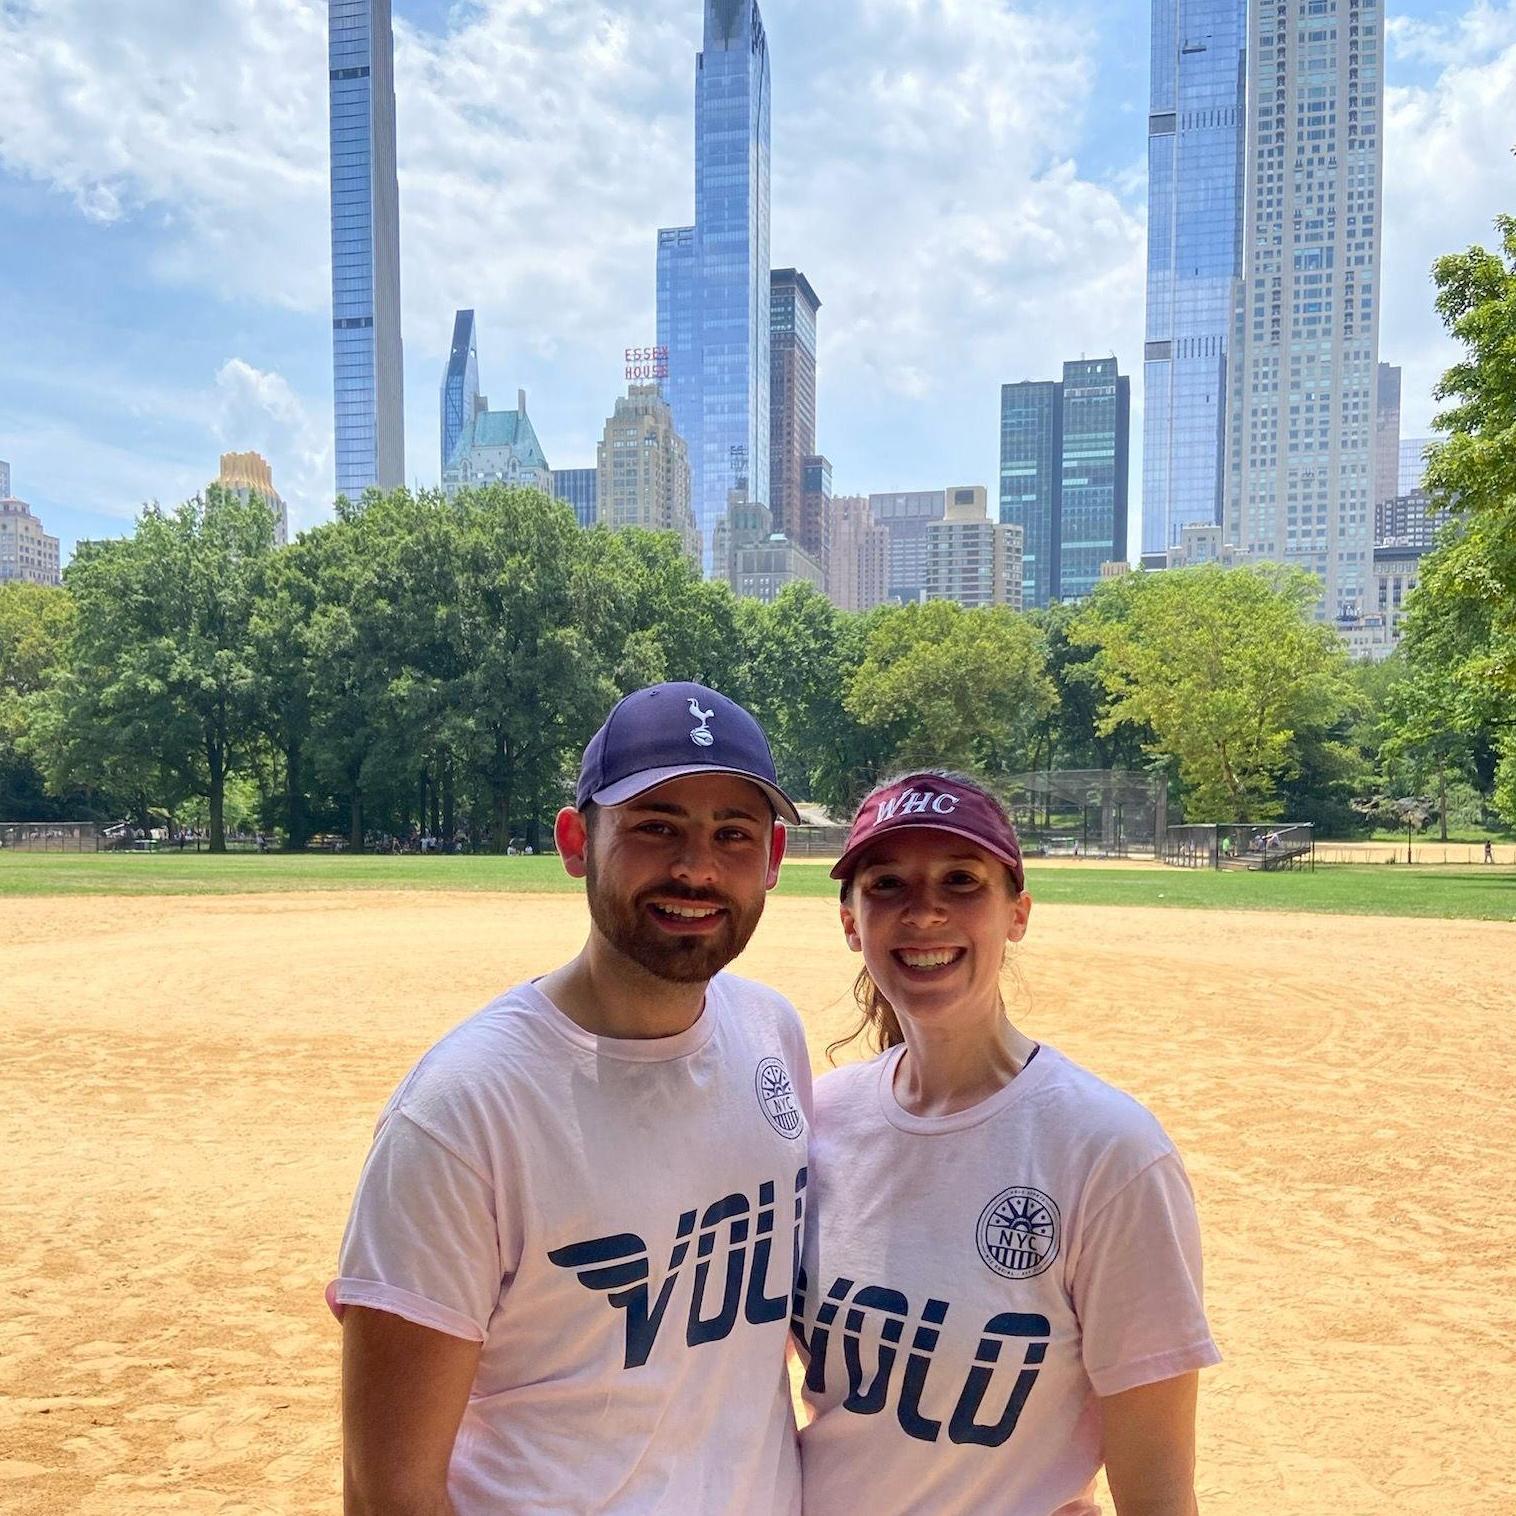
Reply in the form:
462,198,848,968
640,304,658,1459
2,890,1513,1515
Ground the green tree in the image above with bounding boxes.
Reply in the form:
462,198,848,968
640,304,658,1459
744,584,890,811
428,485,628,851
1028,599,1155,774
1397,205,1516,825
0,583,78,820
303,493,430,850
589,528,757,701
248,533,325,848
27,489,277,848
846,601,1057,779
1426,208,1516,598
1072,565,1360,822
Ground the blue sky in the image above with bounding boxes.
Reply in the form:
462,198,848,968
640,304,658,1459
2,0,1514,564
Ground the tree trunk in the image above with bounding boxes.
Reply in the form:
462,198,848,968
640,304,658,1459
443,759,455,843
1437,756,1449,842
349,789,364,853
418,767,429,837
491,784,511,854
209,744,227,854
490,734,512,854
285,741,307,851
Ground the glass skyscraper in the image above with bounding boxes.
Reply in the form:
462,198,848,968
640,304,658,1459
1000,361,1130,607
441,310,481,478
553,468,600,530
1000,381,1063,610
329,0,405,498
1224,0,1384,620
658,0,772,569
1142,0,1247,563
1060,359,1131,602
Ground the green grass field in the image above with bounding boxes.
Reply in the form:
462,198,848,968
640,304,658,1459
3,851,1514,920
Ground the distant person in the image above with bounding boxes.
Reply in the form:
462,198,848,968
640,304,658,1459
1484,840,1495,865
331,683,810,1514
796,770,1219,1516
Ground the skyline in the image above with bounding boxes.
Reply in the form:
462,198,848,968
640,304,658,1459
1,0,1511,564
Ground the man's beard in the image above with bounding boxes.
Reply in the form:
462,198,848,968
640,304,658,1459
584,857,764,984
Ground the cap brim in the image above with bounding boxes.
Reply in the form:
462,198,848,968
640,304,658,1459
591,765,803,826
829,820,1025,886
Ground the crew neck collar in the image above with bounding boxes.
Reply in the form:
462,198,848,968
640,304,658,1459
876,1040,1056,1134
518,978,720,1062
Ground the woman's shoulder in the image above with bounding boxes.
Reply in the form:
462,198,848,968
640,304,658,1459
1030,1045,1179,1170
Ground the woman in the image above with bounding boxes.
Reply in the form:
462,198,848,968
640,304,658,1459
795,771,1220,1515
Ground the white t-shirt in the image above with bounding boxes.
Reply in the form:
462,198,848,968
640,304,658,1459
331,974,813,1516
795,1044,1220,1516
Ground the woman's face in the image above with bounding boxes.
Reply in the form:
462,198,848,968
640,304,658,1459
840,828,1032,1029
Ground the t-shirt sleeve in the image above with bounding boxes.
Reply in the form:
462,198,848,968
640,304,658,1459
1072,1149,1222,1397
329,1109,503,1343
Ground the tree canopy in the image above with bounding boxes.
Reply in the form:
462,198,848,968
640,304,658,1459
1071,565,1360,822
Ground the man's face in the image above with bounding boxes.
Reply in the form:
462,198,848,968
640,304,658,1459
578,773,785,984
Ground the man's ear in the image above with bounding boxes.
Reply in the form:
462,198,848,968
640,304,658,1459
765,820,788,891
839,899,862,953
556,807,590,880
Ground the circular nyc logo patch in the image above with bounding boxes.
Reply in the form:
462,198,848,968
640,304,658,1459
755,1057,804,1139
977,1186,1061,1279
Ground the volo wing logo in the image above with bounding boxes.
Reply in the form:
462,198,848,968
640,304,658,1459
755,1057,804,1139
976,1187,1060,1279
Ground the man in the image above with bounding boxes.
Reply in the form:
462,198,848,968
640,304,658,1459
331,682,811,1515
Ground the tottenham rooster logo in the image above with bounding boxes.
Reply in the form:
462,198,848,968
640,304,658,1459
756,1057,804,1138
977,1187,1060,1280
688,698,715,748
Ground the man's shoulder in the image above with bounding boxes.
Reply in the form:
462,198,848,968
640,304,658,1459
381,986,555,1130
711,971,807,1037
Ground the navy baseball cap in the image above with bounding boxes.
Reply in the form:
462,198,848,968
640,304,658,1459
576,682,802,824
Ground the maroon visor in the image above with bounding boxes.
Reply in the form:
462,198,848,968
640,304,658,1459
830,774,1026,893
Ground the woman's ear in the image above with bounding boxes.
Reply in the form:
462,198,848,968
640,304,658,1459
1006,890,1033,944
839,899,863,954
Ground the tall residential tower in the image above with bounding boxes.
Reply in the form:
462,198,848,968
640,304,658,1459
658,0,773,568
1224,0,1385,619
769,269,820,543
1142,0,1248,563
441,310,483,477
328,0,405,498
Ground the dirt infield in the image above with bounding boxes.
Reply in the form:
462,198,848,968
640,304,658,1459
2,890,1512,1514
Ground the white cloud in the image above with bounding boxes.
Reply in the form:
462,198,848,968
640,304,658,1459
0,0,331,308
1382,9,1516,437
212,359,333,530
3,0,1143,523
1387,0,1516,68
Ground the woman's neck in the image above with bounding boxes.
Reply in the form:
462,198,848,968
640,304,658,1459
893,1003,1039,1118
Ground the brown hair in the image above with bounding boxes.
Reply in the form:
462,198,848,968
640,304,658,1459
827,769,1022,1063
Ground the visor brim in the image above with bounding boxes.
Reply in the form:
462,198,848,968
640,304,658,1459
591,765,803,826
829,819,1025,891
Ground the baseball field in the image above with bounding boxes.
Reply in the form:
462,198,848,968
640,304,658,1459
2,857,1513,1513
